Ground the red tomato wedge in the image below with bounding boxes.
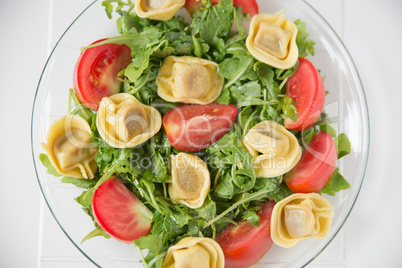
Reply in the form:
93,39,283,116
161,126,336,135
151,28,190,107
285,131,337,193
73,39,131,110
185,0,259,17
233,0,259,16
285,58,326,131
92,177,152,242
216,201,275,268
163,103,237,152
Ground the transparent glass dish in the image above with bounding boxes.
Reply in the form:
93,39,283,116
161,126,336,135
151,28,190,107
31,0,370,267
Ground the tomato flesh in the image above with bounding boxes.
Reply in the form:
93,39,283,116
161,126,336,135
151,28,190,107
216,201,275,268
92,177,152,242
285,131,337,193
233,0,259,17
285,58,326,131
163,103,238,152
185,0,259,17
73,39,131,110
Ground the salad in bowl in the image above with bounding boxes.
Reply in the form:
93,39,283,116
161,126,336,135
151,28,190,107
33,0,368,267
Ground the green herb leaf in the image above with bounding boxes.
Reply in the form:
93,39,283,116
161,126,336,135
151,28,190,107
215,172,236,199
134,234,164,254
190,0,234,45
75,190,93,207
39,153,61,177
278,95,297,123
81,227,111,243
243,210,260,227
61,177,97,189
334,133,351,159
268,183,293,202
320,124,337,138
216,87,231,105
102,1,114,19
294,19,316,57
68,88,94,122
320,168,351,196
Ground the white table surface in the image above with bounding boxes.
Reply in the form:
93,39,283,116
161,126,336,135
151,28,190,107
1,0,401,267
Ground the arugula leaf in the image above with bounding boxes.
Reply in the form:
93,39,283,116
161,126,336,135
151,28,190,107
255,62,279,100
190,0,234,44
68,88,94,122
216,87,231,105
294,19,316,57
278,95,297,123
39,153,61,177
102,0,134,19
238,80,261,97
268,183,293,202
229,86,273,107
75,190,93,207
320,124,337,138
232,4,248,38
124,47,154,82
334,133,352,159
215,172,236,199
194,195,217,221
243,210,260,227
102,1,114,19
220,55,255,88
82,32,148,54
238,106,258,138
81,227,111,243
207,131,256,199
320,168,351,196
61,177,97,189
134,234,164,256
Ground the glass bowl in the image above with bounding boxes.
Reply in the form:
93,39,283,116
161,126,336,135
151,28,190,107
31,0,370,267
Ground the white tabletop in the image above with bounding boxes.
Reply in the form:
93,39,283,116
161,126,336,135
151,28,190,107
1,0,401,267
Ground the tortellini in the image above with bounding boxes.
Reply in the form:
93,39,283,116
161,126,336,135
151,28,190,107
156,56,224,104
162,237,224,268
270,193,334,248
42,115,98,179
243,120,301,177
135,0,185,21
246,14,298,69
168,153,210,209
96,93,162,148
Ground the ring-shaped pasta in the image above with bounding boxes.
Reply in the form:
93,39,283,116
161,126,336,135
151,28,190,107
135,0,185,21
42,115,98,179
243,120,301,177
246,14,298,69
96,93,162,148
270,193,334,248
162,237,224,268
156,56,224,104
168,153,210,209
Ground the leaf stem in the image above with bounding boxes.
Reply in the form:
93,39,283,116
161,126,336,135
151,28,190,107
203,189,270,228
84,149,130,200
135,245,149,268
224,57,254,88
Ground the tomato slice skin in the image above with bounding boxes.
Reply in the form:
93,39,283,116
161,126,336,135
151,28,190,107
233,0,259,17
163,103,238,152
184,0,205,15
185,0,258,17
285,131,337,193
285,58,326,131
92,177,152,242
216,201,275,268
73,39,131,110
